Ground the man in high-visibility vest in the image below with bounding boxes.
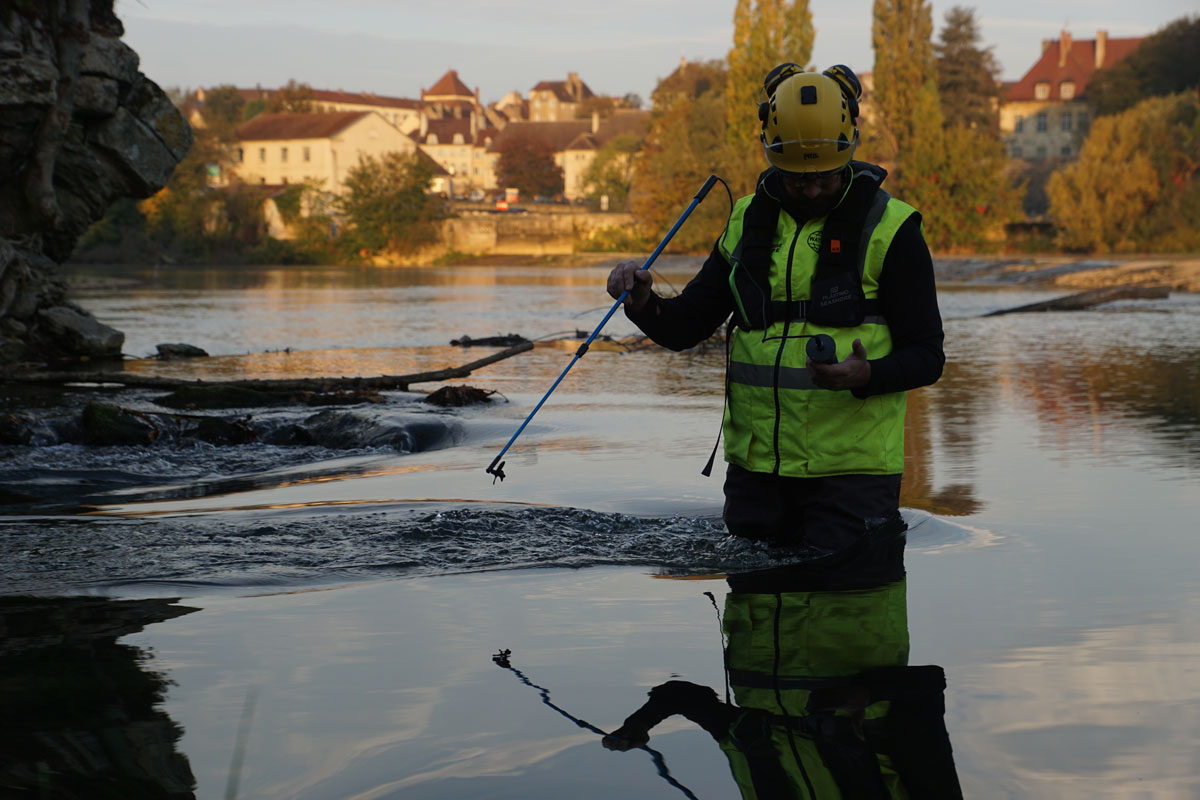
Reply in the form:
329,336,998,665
607,63,944,555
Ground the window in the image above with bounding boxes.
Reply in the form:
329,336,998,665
1060,81,1076,100
237,147,244,162
1036,145,1046,158
303,146,311,162
258,147,266,162
453,133,464,144
1061,145,1072,156
1077,111,1089,130
1061,113,1072,132
1012,145,1023,158
1036,112,1048,132
1034,82,1050,100
1015,116,1024,133
281,147,288,163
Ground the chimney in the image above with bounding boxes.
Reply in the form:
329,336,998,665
1096,30,1108,69
568,71,580,101
419,113,428,139
1042,39,1052,54
591,109,599,134
1059,31,1071,68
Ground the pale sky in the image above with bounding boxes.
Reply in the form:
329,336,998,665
116,0,1194,105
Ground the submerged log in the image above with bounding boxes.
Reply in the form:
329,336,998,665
984,285,1170,316
2,341,534,393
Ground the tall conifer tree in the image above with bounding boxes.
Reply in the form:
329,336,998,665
869,0,1017,250
935,7,1001,134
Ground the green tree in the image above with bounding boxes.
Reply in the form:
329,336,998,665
265,80,316,114
495,135,564,197
138,127,228,256
868,0,1017,250
338,151,448,255
1048,90,1200,252
726,0,815,188
1088,17,1200,117
935,7,1001,135
582,134,642,209
631,60,733,251
868,0,935,168
201,85,246,139
574,96,617,120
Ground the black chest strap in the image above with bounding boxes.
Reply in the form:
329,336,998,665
731,163,891,329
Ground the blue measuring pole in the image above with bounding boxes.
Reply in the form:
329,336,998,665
486,175,720,482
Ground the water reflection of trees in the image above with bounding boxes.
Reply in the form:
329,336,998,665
903,359,991,517
0,596,199,799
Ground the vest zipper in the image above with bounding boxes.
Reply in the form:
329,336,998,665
771,228,801,476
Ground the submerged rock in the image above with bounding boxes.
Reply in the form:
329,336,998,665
82,402,158,445
155,343,209,360
423,385,497,407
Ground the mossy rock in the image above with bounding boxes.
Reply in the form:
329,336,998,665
82,403,158,446
192,417,258,445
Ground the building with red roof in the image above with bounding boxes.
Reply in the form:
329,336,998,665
232,111,440,195
1000,30,1143,161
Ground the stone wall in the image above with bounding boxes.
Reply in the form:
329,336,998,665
0,1,190,364
388,211,635,263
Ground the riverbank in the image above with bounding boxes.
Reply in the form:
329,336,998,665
933,253,1200,292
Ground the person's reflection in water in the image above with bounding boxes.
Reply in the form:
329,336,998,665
0,595,199,799
603,526,962,798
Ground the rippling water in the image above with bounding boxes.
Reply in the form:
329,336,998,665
3,261,1200,798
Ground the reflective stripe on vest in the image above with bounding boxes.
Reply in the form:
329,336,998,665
717,174,917,478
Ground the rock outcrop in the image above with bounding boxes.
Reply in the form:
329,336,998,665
0,1,191,365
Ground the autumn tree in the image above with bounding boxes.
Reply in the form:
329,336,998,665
867,0,1017,250
338,152,448,255
201,85,247,139
868,0,936,170
935,7,1001,134
1048,91,1200,252
574,96,617,120
1088,16,1200,117
583,133,642,209
265,80,316,114
495,134,564,197
726,0,815,191
630,60,733,251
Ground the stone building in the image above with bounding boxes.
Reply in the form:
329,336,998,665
1000,30,1142,161
528,72,595,122
233,111,425,194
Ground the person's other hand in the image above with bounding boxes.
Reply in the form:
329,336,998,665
606,260,653,312
808,338,871,391
601,722,650,751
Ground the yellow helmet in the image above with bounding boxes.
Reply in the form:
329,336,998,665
759,69,859,173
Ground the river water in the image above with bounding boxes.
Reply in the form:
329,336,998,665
3,259,1200,798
